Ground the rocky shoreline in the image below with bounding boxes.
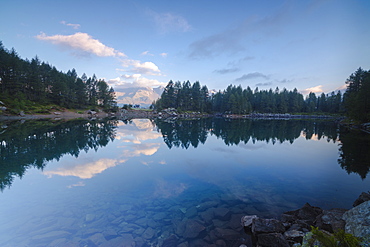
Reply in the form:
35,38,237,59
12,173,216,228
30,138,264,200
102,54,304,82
241,192,370,246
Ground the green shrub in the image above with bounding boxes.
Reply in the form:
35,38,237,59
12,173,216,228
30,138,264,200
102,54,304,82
303,227,361,247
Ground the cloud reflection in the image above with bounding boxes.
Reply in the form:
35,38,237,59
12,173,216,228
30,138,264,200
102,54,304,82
43,119,162,180
44,158,120,179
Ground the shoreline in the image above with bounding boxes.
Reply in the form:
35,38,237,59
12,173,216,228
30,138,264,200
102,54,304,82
0,110,345,122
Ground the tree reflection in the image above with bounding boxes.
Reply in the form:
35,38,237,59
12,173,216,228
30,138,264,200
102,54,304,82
0,119,117,190
155,118,370,179
155,118,338,148
338,126,370,179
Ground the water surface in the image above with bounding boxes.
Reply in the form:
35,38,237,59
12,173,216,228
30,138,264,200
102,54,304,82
0,118,369,246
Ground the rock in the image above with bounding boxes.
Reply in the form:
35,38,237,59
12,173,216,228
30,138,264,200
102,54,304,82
134,217,148,227
188,239,209,247
119,204,132,212
81,228,101,237
177,242,188,247
179,207,187,214
212,219,227,228
315,208,347,233
185,207,198,218
257,233,290,247
183,219,206,239
283,230,305,243
342,200,370,239
353,192,370,207
173,219,187,237
90,233,108,245
142,227,156,239
31,231,71,242
241,215,258,228
133,227,145,235
100,235,133,247
284,203,322,225
147,218,160,228
161,235,178,247
85,214,96,222
280,213,296,223
102,228,118,239
153,212,168,221
215,239,227,247
213,207,231,221
198,201,219,211
214,227,241,240
227,214,245,230
252,218,285,234
199,208,215,223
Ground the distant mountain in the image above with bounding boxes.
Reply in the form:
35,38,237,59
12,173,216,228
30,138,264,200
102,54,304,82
116,86,164,108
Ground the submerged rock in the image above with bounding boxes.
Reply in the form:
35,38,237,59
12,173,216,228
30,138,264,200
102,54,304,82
182,219,206,239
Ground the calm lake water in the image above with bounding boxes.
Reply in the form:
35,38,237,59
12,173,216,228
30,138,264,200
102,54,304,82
0,118,369,247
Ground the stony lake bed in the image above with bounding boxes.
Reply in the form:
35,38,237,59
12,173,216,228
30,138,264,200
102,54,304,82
0,117,369,246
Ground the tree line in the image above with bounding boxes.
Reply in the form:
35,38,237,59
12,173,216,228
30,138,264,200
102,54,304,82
0,41,117,111
154,68,370,122
155,81,342,114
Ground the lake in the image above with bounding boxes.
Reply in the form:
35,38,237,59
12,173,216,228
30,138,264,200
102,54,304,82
0,118,369,247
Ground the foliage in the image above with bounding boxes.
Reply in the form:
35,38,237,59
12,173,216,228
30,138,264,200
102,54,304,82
302,227,361,247
343,67,370,122
0,41,117,112
154,81,345,115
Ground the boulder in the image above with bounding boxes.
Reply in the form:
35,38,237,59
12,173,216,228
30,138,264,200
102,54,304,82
315,208,347,233
284,203,322,225
241,215,258,228
353,191,370,207
283,230,305,243
342,200,370,239
252,218,285,234
256,233,290,247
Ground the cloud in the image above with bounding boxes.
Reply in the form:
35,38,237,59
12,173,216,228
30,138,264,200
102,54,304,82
188,3,290,59
214,67,240,74
189,29,244,59
108,74,166,89
149,10,191,33
278,79,292,84
235,72,270,81
336,84,347,91
60,20,80,29
255,82,273,87
36,32,125,57
121,59,161,75
141,50,154,56
300,85,324,95
160,53,168,58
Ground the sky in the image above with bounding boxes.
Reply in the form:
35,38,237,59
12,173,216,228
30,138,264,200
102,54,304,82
1,0,370,96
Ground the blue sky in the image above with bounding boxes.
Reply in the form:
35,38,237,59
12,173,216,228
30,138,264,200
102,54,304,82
1,0,370,97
